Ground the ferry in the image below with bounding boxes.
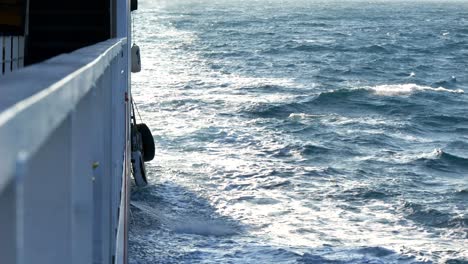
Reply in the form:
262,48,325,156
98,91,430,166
0,0,153,263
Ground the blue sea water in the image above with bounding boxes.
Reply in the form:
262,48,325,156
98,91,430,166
129,0,468,263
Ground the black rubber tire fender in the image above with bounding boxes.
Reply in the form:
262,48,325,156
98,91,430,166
139,157,148,186
132,152,148,187
137,123,155,162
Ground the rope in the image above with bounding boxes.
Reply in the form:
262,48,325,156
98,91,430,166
134,100,143,123
132,14,136,44
131,93,144,123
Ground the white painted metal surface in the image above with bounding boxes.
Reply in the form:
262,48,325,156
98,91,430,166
0,37,129,264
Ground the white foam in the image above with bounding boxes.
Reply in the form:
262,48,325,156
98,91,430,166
288,113,407,129
131,201,238,236
173,219,238,236
288,113,327,120
395,148,442,163
368,84,464,96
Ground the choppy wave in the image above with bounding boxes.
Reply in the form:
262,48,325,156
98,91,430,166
368,84,464,96
333,187,397,201
402,201,468,229
131,1,468,263
357,44,395,54
289,43,341,52
314,84,464,99
411,149,468,172
371,148,468,172
315,83,463,103
454,189,468,200
242,83,464,118
436,150,468,167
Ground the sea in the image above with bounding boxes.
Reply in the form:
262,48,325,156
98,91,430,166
129,0,468,263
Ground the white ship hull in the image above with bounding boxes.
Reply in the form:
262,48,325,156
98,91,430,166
0,1,134,263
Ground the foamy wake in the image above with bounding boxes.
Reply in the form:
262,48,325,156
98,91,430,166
131,201,238,237
173,219,239,237
368,84,464,96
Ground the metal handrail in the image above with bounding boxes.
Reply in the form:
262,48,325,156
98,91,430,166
0,38,126,192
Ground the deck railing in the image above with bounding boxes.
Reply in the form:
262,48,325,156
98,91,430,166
0,35,25,75
0,38,130,264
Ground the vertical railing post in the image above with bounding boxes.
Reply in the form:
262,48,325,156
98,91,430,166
0,35,4,76
12,37,19,71
19,36,25,68
4,36,12,75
